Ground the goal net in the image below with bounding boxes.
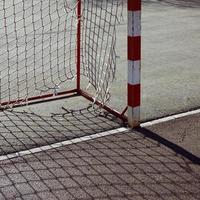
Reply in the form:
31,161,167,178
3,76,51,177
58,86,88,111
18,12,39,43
0,0,123,108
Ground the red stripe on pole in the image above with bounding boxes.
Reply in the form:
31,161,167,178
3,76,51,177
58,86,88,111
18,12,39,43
76,0,81,91
128,36,141,61
128,0,141,11
128,83,140,107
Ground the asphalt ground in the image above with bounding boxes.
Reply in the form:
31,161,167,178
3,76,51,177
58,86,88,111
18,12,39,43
110,0,200,121
0,111,199,200
0,0,200,121
0,1,200,199
0,97,124,155
140,0,200,121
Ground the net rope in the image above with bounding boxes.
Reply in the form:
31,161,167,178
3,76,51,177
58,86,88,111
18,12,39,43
0,0,123,108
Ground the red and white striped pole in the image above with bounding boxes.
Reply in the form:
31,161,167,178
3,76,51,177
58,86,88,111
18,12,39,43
127,0,141,127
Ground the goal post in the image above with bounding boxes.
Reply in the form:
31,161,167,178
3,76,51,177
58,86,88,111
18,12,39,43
127,0,141,127
0,0,141,128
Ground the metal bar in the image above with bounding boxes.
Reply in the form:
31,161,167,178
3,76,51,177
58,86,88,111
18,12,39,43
0,89,78,108
79,90,128,122
121,106,128,116
127,0,141,127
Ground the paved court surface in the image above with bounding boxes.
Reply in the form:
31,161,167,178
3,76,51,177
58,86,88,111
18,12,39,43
0,1,200,199
0,110,199,200
141,0,200,120
111,0,200,121
1,0,200,121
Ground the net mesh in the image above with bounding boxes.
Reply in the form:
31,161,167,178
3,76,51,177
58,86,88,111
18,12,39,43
0,0,123,108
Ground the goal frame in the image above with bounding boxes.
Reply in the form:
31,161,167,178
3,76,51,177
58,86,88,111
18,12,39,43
1,0,141,128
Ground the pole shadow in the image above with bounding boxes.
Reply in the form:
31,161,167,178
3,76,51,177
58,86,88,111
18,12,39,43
135,127,200,165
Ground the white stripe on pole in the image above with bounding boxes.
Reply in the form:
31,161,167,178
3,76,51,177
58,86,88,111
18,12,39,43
128,60,141,85
128,11,141,37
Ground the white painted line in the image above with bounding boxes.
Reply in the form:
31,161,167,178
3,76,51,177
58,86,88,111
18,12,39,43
0,156,8,161
141,108,200,127
1,108,198,162
19,150,31,156
0,127,127,162
41,145,54,151
49,143,63,149
61,140,73,146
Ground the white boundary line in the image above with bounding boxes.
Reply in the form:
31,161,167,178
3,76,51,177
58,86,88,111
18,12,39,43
0,127,127,161
141,108,200,127
1,108,200,161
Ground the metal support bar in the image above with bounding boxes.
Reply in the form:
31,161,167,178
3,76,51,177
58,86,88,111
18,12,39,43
0,89,78,109
79,90,128,122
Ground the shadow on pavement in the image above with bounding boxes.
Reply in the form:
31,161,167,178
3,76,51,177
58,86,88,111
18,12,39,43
0,127,200,199
136,127,200,165
0,106,123,155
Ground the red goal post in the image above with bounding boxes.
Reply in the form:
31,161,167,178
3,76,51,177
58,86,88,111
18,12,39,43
127,0,141,127
0,0,141,128
76,0,141,127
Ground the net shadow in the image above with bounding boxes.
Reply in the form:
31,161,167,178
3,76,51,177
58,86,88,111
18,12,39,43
0,105,124,155
0,128,199,199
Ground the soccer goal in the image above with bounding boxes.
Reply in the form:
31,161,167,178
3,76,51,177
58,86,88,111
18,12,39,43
0,0,141,127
